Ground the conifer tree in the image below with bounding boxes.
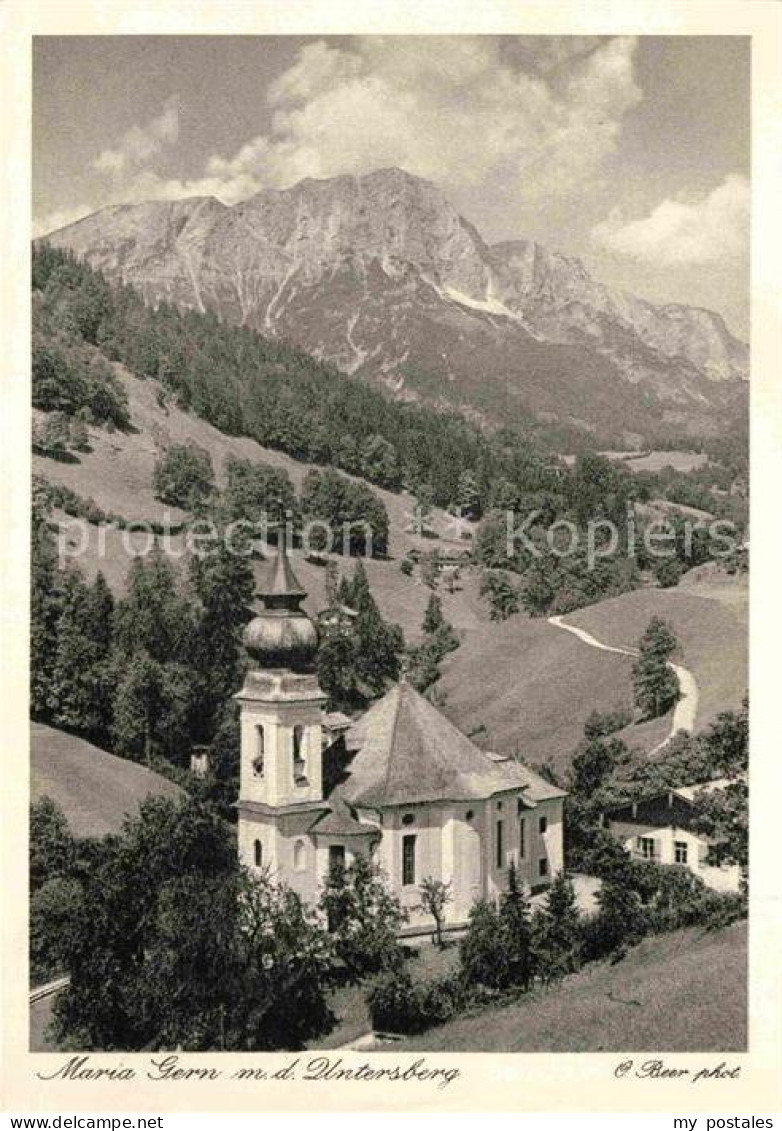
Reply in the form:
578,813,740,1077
49,570,111,737
113,546,191,665
349,559,373,614
633,617,680,718
422,593,445,636
30,498,62,719
324,560,340,610
532,872,582,984
500,862,536,990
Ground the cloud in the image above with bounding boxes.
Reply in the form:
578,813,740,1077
36,38,642,235
190,36,641,208
591,175,749,266
93,95,180,177
76,37,638,217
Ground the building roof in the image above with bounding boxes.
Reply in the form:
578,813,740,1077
602,775,745,833
258,541,307,602
244,542,318,671
308,792,378,838
485,751,568,801
324,711,352,729
673,776,744,801
604,775,744,818
337,681,540,807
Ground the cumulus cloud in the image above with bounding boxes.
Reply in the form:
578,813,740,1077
93,95,181,177
35,38,642,236
191,36,641,207
74,37,640,216
591,175,749,266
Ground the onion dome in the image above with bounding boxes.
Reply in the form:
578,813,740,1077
244,539,319,672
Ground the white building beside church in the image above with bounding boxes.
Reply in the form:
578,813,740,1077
602,779,743,893
236,544,566,931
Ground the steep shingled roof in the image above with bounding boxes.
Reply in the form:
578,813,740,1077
259,543,307,602
485,751,567,801
337,681,537,807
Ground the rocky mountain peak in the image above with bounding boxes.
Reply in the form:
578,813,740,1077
40,167,747,440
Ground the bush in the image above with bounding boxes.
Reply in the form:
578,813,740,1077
583,707,633,739
153,443,215,510
459,887,534,992
317,856,406,980
655,558,684,588
367,970,465,1034
694,890,747,930
30,877,84,984
480,571,520,621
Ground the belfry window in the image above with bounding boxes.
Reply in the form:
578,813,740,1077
252,726,265,777
293,725,307,785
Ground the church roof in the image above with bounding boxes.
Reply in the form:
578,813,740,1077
259,543,307,601
484,751,567,801
337,681,539,807
308,792,378,838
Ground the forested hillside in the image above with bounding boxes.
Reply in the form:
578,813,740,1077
30,242,749,801
32,243,567,511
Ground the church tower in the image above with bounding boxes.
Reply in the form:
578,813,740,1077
235,538,327,886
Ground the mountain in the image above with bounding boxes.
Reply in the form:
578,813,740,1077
41,168,748,441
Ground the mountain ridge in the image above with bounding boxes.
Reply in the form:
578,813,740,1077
41,167,747,442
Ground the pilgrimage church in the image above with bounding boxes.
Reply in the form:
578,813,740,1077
236,543,566,930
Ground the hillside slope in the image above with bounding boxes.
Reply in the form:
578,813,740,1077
42,168,748,440
36,363,747,770
440,574,747,770
35,365,485,641
392,921,747,1052
31,722,184,838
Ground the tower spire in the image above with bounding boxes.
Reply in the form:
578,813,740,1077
243,533,318,671
259,531,307,610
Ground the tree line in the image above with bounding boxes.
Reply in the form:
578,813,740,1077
32,242,565,514
31,778,746,1050
31,485,405,810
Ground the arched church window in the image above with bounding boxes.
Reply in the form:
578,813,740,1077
294,840,306,871
293,725,307,785
465,809,474,822
254,839,262,868
253,726,265,777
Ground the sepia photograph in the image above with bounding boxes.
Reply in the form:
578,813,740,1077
25,27,754,1067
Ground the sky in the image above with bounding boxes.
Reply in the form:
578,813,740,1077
33,35,750,336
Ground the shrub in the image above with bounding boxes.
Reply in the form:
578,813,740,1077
694,890,747,930
30,877,84,985
582,878,648,962
459,891,535,993
583,707,633,739
153,443,215,510
367,970,465,1034
317,856,406,980
655,558,684,588
481,571,520,621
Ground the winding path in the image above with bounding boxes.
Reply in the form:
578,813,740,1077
547,614,698,755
